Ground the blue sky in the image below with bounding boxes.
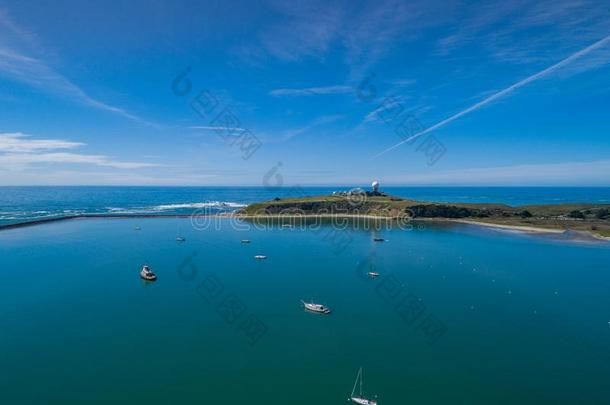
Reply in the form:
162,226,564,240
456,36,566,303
1,0,610,186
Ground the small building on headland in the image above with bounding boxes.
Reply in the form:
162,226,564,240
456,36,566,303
367,180,384,197
332,180,386,197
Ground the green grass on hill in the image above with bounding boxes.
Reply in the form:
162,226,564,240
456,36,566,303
238,193,610,238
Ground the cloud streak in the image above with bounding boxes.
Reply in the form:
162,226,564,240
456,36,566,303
0,152,158,169
0,132,83,152
255,1,345,62
269,85,352,97
189,126,248,132
373,35,610,158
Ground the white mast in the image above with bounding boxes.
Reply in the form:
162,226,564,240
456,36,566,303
351,367,362,397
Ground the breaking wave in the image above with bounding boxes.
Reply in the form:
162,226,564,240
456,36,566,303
151,201,247,211
103,201,246,214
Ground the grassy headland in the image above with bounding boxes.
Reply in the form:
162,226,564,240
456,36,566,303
237,192,610,239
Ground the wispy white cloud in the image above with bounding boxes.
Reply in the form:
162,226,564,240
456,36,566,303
0,10,155,126
243,0,450,77
362,95,410,124
256,0,345,62
249,0,609,82
436,0,610,64
341,0,452,78
435,1,521,56
0,152,158,169
269,85,352,97
0,132,83,152
374,35,610,158
391,79,417,87
0,132,158,170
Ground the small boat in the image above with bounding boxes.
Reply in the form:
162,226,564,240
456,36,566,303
175,219,185,242
254,255,267,260
373,238,385,242
134,226,141,230
241,239,251,243
140,265,157,281
349,367,377,405
367,272,380,278
301,300,331,314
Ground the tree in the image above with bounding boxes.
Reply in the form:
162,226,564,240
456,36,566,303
595,208,609,220
568,210,585,219
519,210,533,218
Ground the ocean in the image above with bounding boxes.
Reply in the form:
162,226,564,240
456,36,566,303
1,187,610,403
2,186,610,227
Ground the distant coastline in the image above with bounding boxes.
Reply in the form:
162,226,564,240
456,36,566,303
2,189,609,242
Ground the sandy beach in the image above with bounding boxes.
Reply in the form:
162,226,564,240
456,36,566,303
443,218,610,241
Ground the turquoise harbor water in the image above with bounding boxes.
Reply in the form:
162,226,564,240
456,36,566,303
1,214,610,404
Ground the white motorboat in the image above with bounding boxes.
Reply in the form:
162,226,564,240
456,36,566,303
176,236,186,242
254,255,267,260
367,271,380,278
301,300,331,314
241,239,251,243
349,367,377,405
140,265,157,281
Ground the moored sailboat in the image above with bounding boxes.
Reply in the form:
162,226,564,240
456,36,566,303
301,300,331,314
349,367,377,405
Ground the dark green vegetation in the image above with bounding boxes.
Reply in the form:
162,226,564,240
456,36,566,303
238,193,610,238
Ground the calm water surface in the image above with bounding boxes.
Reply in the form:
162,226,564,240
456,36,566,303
1,217,610,404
